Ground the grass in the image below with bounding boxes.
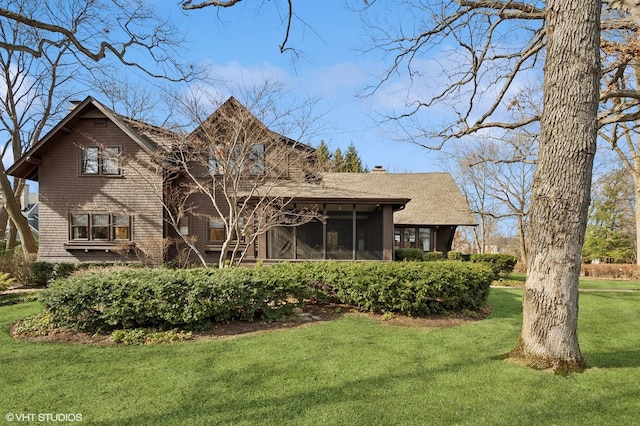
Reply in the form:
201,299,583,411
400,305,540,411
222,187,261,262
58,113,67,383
1,289,639,425
507,272,640,291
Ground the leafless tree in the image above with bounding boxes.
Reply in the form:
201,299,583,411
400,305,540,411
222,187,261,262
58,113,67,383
598,18,640,265
0,0,199,258
0,1,80,256
0,0,195,81
122,83,323,268
450,133,535,264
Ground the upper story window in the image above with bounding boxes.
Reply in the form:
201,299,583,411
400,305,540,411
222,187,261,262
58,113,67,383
70,213,131,241
81,146,121,176
207,143,265,176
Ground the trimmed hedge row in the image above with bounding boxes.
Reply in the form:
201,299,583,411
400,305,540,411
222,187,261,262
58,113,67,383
395,250,518,276
270,261,493,317
41,267,308,332
41,261,494,332
469,254,518,276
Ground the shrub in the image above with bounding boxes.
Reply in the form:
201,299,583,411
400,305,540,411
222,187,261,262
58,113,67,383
0,251,36,286
30,262,56,287
270,261,494,317
40,261,494,332
41,267,309,332
423,251,444,261
0,272,16,292
395,248,424,261
447,251,463,261
470,254,517,276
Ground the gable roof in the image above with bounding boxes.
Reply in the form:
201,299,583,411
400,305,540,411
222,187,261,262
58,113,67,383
189,96,315,153
7,96,176,181
321,172,477,226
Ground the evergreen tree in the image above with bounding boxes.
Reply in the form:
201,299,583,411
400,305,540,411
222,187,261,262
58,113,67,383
332,148,345,172
342,142,364,172
316,140,331,172
582,170,636,263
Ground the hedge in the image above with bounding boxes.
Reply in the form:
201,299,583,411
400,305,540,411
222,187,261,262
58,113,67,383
40,261,494,332
269,261,494,317
469,254,518,276
41,267,308,332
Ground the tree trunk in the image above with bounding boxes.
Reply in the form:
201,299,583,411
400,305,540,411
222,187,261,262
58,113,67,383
635,182,640,265
517,214,528,270
0,207,8,247
0,162,37,257
508,0,599,373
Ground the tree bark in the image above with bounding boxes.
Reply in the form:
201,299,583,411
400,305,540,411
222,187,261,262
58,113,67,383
517,215,528,269
509,0,600,372
0,162,37,257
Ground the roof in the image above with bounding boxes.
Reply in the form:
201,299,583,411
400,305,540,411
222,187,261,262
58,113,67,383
6,96,176,181
242,180,410,210
189,96,316,153
7,96,315,181
321,172,477,226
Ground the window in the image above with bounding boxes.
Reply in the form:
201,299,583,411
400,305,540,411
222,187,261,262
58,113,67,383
70,213,131,241
71,214,89,239
208,217,246,242
81,146,121,175
208,218,226,241
178,216,189,236
207,143,265,175
248,143,265,175
113,215,131,240
92,214,110,240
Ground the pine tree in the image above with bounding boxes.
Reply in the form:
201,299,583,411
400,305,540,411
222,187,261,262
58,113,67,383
316,140,331,172
342,142,364,172
332,148,345,172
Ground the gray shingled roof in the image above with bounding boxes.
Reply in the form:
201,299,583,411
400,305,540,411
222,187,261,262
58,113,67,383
242,180,410,208
321,172,477,226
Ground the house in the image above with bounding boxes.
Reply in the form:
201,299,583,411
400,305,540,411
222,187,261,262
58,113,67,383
321,169,477,254
7,96,475,265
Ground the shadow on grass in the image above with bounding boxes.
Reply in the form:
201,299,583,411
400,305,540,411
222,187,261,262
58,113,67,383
586,349,640,369
487,288,522,321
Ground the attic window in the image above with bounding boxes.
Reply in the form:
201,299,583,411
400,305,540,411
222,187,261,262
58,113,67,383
94,118,107,126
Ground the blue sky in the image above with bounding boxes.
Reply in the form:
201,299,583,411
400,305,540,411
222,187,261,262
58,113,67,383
153,2,444,173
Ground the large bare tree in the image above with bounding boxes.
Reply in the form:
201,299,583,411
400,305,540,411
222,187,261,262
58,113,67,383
0,1,79,255
178,0,606,372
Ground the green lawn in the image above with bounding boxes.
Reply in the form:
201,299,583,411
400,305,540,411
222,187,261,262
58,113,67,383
1,289,639,425
508,272,640,291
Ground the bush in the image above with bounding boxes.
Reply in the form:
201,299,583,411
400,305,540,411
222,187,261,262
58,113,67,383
41,267,309,332
470,254,517,276
270,261,494,317
40,261,494,332
423,251,444,261
447,251,463,261
395,248,424,261
30,262,56,287
0,272,16,292
0,251,36,286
